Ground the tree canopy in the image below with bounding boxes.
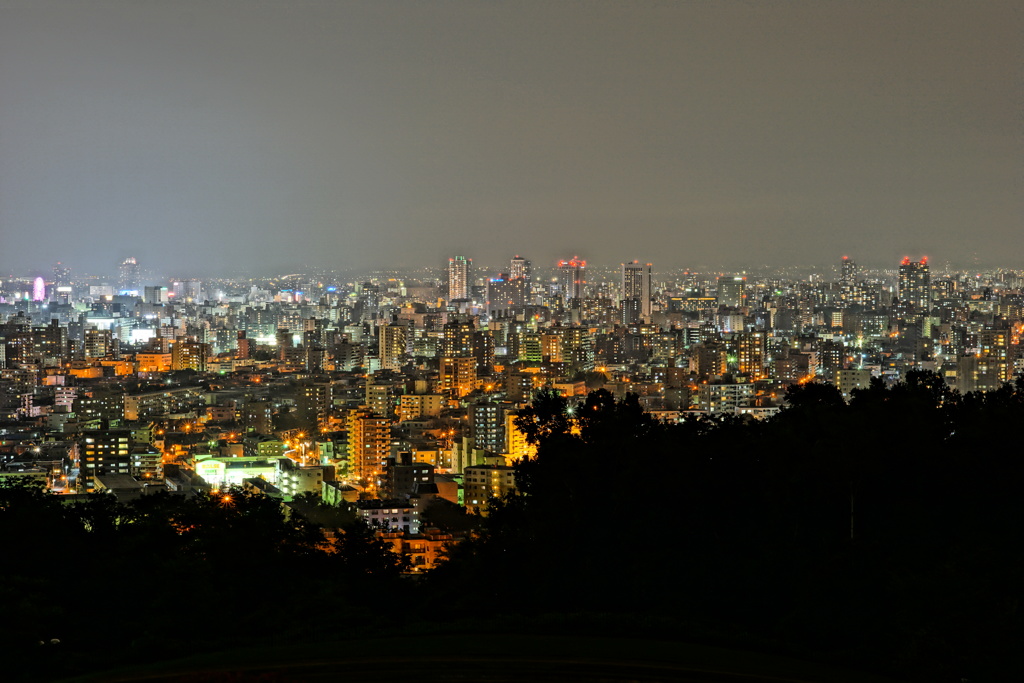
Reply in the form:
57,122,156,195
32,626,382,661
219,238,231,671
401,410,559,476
0,484,408,681
436,375,1024,682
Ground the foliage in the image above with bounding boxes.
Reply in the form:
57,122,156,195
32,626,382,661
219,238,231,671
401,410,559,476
437,376,1024,681
418,496,481,534
0,483,407,681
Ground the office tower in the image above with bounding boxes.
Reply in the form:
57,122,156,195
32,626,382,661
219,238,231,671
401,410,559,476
185,279,203,301
119,257,140,294
53,262,71,288
510,255,532,282
486,275,508,315
448,256,471,301
144,286,169,304
840,256,857,286
558,257,586,302
354,282,381,322
717,276,746,309
898,257,931,312
486,274,529,315
32,277,46,302
621,261,652,319
379,322,407,371
620,297,642,325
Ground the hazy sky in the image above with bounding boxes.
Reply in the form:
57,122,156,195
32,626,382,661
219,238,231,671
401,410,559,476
1,0,1020,276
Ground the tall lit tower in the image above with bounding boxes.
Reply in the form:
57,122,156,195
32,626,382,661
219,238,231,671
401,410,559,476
898,257,930,312
621,261,652,319
119,257,140,294
558,257,586,302
448,256,471,301
510,255,532,282
379,322,407,372
717,275,746,309
53,262,71,287
840,256,857,286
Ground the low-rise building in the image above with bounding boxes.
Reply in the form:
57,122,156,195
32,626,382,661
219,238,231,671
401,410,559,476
463,464,516,512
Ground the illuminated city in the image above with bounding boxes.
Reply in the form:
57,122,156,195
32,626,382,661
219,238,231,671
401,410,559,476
1,1,1020,681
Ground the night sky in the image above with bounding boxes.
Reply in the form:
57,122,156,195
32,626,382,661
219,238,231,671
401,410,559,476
0,0,1020,276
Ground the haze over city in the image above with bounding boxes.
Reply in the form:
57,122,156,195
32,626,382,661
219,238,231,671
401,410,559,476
1,0,1020,275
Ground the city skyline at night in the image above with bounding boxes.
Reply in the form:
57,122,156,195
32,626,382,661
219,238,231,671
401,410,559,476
1,2,1021,681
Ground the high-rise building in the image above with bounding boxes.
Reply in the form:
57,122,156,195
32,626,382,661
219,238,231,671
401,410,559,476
439,356,477,398
471,399,515,455
717,276,746,309
736,331,767,380
486,274,529,315
347,408,391,487
53,262,71,288
840,256,857,286
297,381,333,429
379,322,407,372
84,328,117,359
119,257,140,294
171,339,209,371
31,277,46,302
621,261,652,319
442,314,475,358
898,257,931,313
32,319,68,362
510,255,532,282
365,380,402,419
558,257,586,302
561,326,595,370
448,256,471,301
472,330,495,375
184,279,203,302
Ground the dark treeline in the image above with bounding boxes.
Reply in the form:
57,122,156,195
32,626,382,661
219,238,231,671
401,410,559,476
0,485,409,680
430,374,1024,682
1,373,1021,681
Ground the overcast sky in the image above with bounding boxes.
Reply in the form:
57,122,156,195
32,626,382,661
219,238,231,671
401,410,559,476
0,0,1020,277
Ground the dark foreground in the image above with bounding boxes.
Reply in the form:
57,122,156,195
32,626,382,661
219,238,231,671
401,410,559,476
59,634,900,683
